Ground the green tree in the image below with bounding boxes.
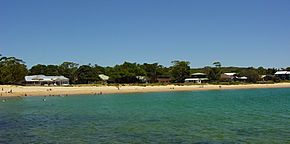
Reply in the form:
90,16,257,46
240,69,260,83
213,61,221,68
257,67,266,75
29,64,47,75
141,63,165,83
0,56,28,84
106,62,146,83
59,62,79,83
45,65,60,75
266,68,277,75
75,65,99,84
170,61,190,83
206,61,222,81
30,64,60,76
94,64,105,74
157,66,171,77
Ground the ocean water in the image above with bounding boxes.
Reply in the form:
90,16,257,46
0,88,289,144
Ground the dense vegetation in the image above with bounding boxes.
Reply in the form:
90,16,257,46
0,54,289,85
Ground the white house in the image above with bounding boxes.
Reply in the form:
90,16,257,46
25,75,69,86
136,76,147,83
275,71,290,80
236,76,248,80
220,73,237,80
185,73,208,84
98,74,109,81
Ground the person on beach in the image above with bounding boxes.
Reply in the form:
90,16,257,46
7,89,13,93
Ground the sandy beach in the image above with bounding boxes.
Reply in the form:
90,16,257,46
0,83,289,97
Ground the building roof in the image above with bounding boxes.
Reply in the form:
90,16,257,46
237,76,247,80
98,74,109,81
185,78,209,81
136,76,147,81
191,73,207,76
223,73,236,76
261,75,274,78
25,75,69,82
275,71,290,75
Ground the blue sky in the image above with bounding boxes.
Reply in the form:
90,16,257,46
0,0,290,68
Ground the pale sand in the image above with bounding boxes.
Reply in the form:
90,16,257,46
0,83,290,97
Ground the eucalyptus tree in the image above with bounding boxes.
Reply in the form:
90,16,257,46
170,60,190,83
75,65,100,84
29,64,47,75
0,56,28,84
44,65,60,76
59,62,79,83
257,67,267,75
239,68,260,83
141,63,166,83
112,62,146,83
206,61,222,81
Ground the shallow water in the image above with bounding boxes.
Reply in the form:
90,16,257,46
0,88,289,143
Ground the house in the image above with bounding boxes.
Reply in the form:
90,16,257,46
136,76,147,83
236,76,248,82
98,74,110,84
261,75,274,81
25,75,69,86
185,73,208,84
98,74,109,81
220,73,249,82
157,77,171,83
220,73,237,81
275,71,290,80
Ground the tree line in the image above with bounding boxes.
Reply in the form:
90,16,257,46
0,54,289,85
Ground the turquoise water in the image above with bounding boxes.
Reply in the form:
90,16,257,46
0,88,289,143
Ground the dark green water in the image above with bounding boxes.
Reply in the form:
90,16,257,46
0,88,289,143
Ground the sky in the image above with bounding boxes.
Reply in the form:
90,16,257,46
0,0,290,68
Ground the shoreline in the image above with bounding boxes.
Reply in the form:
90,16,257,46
1,83,290,97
